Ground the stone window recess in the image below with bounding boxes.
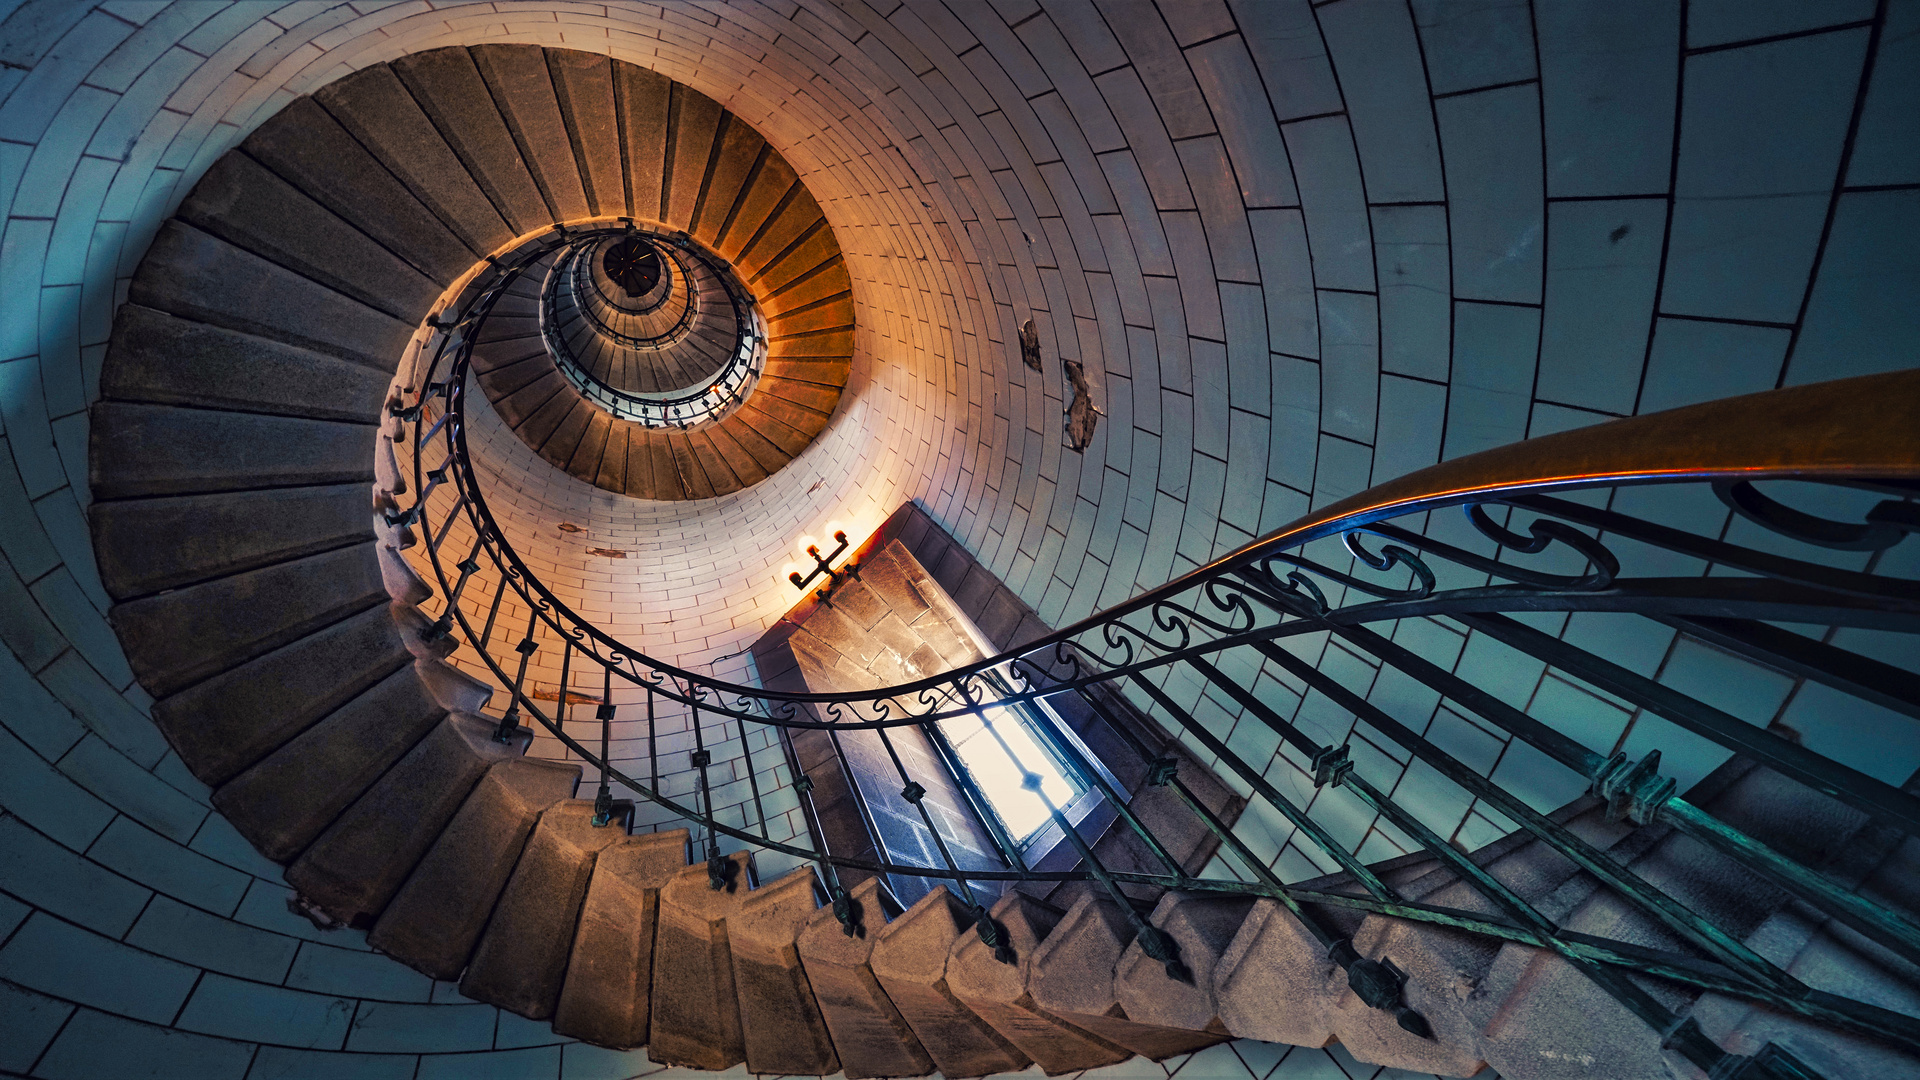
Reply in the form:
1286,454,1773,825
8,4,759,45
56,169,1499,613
752,503,1245,912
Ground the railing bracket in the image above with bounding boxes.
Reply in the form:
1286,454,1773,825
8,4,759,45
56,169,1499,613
1330,940,1431,1039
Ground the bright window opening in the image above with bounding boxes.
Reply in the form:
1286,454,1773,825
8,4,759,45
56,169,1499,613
940,703,1083,844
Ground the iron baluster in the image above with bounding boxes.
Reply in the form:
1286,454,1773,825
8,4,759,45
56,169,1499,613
428,491,467,554
593,664,616,826
495,606,541,744
1455,609,1920,835
736,714,769,841
1656,613,1920,721
871,720,989,946
1123,668,1399,903
825,726,897,903
477,574,508,654
689,691,731,891
1243,638,1812,1002
1327,609,1920,966
992,667,1188,883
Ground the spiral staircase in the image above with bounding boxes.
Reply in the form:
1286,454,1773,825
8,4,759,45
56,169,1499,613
70,37,1920,1080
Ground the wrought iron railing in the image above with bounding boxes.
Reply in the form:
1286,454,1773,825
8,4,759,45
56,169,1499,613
532,223,765,430
393,237,1919,1076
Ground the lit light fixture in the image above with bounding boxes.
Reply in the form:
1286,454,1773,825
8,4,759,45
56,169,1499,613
789,529,854,598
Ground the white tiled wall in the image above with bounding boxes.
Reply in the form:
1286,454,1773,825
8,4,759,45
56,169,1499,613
2,1,1915,1077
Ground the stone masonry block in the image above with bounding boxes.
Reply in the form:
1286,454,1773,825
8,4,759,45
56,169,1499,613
462,800,634,1019
797,876,936,1080
945,890,1129,1075
870,885,1030,1078
1211,898,1337,1048
729,866,841,1076
553,828,691,1049
649,850,754,1070
1029,894,1228,1059
1115,892,1256,1033
370,757,581,980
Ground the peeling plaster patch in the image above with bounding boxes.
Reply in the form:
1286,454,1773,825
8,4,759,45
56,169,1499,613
1019,318,1042,372
1063,359,1101,452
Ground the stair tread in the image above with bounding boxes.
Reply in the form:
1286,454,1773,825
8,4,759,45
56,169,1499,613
244,96,479,281
462,801,635,1019
287,712,519,925
470,44,591,224
212,662,447,863
111,542,387,699
552,828,691,1048
370,756,582,980
130,222,414,370
391,47,551,237
314,64,513,254
152,602,413,787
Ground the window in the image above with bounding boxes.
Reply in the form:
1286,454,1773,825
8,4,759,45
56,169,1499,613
939,698,1085,847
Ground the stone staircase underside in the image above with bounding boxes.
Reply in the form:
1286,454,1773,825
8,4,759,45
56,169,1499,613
155,44,852,503
85,42,1919,1080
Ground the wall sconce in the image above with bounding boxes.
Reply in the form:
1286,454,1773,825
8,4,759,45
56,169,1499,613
789,529,855,599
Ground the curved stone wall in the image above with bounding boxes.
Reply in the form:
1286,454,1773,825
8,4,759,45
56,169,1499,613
2,2,1916,1077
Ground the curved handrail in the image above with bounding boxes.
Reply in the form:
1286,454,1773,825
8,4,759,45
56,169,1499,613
438,336,1920,720
397,230,1920,1072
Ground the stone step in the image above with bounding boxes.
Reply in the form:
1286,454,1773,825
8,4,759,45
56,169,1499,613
242,96,478,281
211,661,448,863
1685,823,1920,1080
613,62,670,221
1466,767,1875,1080
543,50,622,217
869,886,1030,1078
761,259,852,321
689,114,768,250
729,867,841,1076
312,63,513,256
1208,846,1460,1053
735,189,826,286
285,713,522,926
1114,892,1256,1037
469,44,590,224
414,655,495,714
565,412,614,487
713,151,799,267
552,828,692,1049
1326,799,1655,1078
796,877,937,1080
1028,894,1228,1060
152,601,414,787
755,226,843,298
391,48,551,238
649,850,755,1070
462,801,635,1018
90,400,375,500
765,294,855,340
92,484,374,601
946,890,1130,1074
130,221,413,371
177,150,442,323
102,305,390,423
370,756,582,980
376,544,432,606
663,84,722,228
111,543,387,698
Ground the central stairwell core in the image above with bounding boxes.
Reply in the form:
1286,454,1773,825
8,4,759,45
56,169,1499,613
459,220,776,491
